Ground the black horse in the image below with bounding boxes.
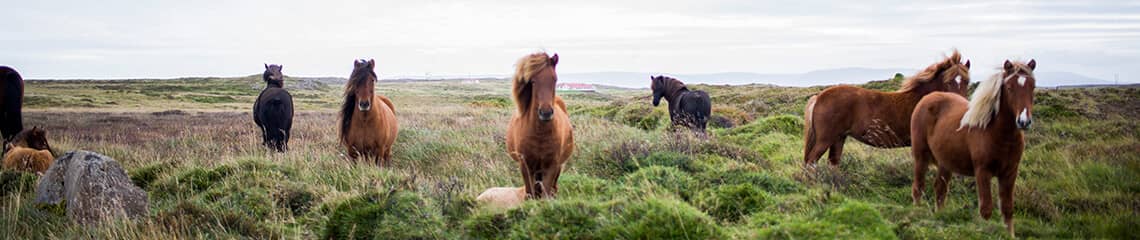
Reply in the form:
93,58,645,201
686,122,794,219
253,64,294,152
651,75,711,132
0,66,23,143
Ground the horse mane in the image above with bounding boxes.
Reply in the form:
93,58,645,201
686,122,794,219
511,52,552,112
897,50,966,93
658,76,689,93
339,61,376,145
959,61,1035,129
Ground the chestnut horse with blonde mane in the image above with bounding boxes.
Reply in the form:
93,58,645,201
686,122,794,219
506,52,575,199
910,59,1037,237
804,51,971,167
339,59,399,166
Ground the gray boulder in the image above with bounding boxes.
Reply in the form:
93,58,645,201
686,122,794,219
35,150,148,224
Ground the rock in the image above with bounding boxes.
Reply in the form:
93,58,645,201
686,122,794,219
476,187,525,209
35,150,148,224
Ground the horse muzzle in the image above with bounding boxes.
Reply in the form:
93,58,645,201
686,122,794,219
537,109,554,121
358,101,372,112
1016,109,1032,130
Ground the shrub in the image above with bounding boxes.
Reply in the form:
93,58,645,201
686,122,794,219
273,184,318,216
557,174,616,200
0,170,37,197
622,151,690,172
616,104,666,130
324,191,447,240
693,184,775,222
601,197,725,239
711,107,754,128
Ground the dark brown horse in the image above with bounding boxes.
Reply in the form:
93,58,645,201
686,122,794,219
804,51,970,167
910,59,1036,237
0,66,23,142
651,75,711,132
339,59,399,166
506,52,575,199
253,64,294,152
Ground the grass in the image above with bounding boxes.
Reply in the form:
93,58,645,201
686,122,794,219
0,76,1136,239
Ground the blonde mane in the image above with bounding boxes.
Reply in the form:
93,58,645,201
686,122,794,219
511,52,552,108
897,50,967,93
959,61,1035,129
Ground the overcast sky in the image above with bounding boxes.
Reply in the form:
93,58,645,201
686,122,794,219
2,0,1137,83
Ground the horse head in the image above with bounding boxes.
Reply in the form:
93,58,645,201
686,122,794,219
513,53,559,122
263,64,284,88
1001,59,1037,130
349,59,378,112
650,76,664,106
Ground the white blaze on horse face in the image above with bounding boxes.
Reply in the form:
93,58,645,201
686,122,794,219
956,76,964,85
1018,108,1029,123
1017,75,1026,86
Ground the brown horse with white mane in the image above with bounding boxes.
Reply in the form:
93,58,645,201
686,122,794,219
910,59,1036,237
804,51,970,167
506,52,575,199
339,59,399,166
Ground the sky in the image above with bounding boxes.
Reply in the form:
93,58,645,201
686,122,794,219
1,0,1138,83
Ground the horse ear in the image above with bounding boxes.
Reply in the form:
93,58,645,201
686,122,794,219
368,59,376,69
1027,59,1036,70
1003,60,1014,72
550,54,559,66
353,60,363,68
964,60,970,69
265,63,269,69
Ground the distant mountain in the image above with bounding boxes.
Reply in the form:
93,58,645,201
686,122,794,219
558,68,913,88
556,69,1124,88
1033,71,1115,87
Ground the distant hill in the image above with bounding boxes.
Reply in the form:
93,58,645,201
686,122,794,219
557,68,914,88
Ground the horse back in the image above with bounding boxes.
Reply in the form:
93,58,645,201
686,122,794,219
1,66,23,140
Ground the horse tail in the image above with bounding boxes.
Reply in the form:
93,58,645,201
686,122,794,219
803,95,819,159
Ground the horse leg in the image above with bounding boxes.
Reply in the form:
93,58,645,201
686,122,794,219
803,134,831,168
998,173,1017,237
974,169,995,220
543,164,564,198
826,136,847,166
934,169,952,210
912,158,930,206
517,160,537,199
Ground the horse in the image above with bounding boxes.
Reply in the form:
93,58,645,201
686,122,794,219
506,52,575,199
339,59,398,166
0,66,23,142
803,50,970,167
476,187,526,209
2,126,54,174
253,64,294,152
650,75,712,133
910,59,1037,237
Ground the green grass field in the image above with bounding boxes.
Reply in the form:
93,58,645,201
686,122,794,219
1,76,1137,239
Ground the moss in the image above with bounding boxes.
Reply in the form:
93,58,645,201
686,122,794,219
601,197,725,239
696,169,801,194
508,200,604,239
324,191,447,240
623,151,691,172
0,170,38,197
620,166,697,199
759,200,896,239
693,184,775,222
